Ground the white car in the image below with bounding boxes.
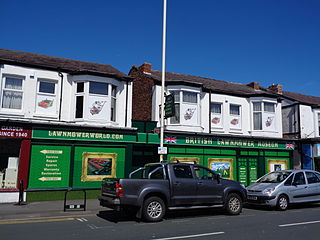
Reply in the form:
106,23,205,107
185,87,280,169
246,170,320,210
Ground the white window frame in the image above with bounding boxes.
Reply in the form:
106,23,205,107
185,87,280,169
252,100,277,131
168,88,200,126
229,103,241,130
210,102,223,129
75,81,85,119
0,75,24,111
74,80,117,122
315,111,320,137
35,79,57,115
110,85,117,122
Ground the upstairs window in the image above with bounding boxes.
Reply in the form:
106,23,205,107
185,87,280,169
169,90,199,125
36,80,57,114
229,104,241,129
318,113,320,136
1,76,23,110
75,82,84,119
75,81,116,122
111,85,117,122
253,102,276,131
210,103,223,128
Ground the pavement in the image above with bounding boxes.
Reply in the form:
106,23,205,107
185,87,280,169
0,198,107,221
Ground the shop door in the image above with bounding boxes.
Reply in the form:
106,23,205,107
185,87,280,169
238,158,258,186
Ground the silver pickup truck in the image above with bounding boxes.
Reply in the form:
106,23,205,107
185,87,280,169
99,161,247,222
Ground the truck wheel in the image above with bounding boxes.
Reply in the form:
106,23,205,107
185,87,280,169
142,197,165,222
276,195,288,211
225,193,242,215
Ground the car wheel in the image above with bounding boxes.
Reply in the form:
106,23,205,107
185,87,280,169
277,195,288,211
225,193,242,215
142,196,165,222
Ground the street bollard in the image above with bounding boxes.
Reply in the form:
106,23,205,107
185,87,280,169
15,180,27,205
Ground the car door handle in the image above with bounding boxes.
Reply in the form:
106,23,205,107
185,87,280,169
174,182,181,186
198,182,203,185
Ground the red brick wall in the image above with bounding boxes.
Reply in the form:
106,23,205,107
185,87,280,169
129,65,155,121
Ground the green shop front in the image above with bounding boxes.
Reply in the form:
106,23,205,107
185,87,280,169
27,127,137,201
149,134,295,186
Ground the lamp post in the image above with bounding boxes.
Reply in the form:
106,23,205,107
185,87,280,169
159,0,167,162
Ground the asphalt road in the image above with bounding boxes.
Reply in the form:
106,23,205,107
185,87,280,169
2,204,320,240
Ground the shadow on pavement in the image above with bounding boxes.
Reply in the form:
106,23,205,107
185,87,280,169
97,207,228,223
97,210,139,223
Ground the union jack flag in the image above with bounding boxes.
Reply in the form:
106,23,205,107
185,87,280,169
286,143,295,149
164,136,177,144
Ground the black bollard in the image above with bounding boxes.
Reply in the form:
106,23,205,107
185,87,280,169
15,180,27,205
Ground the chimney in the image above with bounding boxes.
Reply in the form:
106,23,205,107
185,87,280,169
140,62,151,73
247,82,260,90
268,84,283,94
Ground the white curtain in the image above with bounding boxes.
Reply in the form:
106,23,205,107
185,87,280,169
211,103,221,114
2,77,23,109
183,92,197,103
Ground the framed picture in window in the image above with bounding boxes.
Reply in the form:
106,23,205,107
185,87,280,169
267,159,288,172
36,95,56,114
208,158,233,180
88,96,108,120
81,152,117,182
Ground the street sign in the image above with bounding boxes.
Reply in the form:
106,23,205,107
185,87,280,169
158,147,167,155
164,94,175,118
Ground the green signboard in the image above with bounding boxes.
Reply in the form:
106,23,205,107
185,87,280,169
161,135,295,150
28,145,71,188
32,129,137,142
164,94,175,118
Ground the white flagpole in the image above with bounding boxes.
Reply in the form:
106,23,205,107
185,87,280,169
160,0,167,162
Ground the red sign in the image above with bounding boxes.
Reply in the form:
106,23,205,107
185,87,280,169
0,125,31,138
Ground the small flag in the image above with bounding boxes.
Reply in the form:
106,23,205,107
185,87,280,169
286,143,295,149
164,136,177,144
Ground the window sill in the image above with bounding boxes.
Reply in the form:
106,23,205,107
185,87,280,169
0,111,24,117
33,114,59,119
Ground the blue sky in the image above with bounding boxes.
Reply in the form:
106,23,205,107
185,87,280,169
2,0,320,96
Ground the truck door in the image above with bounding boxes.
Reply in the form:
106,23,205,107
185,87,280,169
170,165,197,206
193,165,223,204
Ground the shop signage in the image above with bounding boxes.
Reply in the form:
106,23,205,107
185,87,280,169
28,145,71,188
0,125,31,138
32,129,137,142
164,135,295,150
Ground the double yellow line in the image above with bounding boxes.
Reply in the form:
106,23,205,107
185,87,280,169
0,217,75,225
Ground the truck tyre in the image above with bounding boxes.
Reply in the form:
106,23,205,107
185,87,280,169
225,193,242,215
276,195,288,211
142,196,165,222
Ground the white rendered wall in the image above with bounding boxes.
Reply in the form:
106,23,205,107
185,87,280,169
300,105,315,138
0,64,132,128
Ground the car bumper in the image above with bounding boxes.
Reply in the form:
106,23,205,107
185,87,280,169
99,194,121,210
247,195,277,207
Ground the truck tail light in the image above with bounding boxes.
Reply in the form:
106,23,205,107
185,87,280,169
116,183,124,197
